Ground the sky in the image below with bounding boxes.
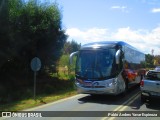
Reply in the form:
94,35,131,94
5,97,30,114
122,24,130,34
52,0,160,55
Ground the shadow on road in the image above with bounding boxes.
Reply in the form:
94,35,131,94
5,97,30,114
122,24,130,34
106,89,160,111
145,99,160,110
78,86,160,111
130,97,160,110
78,85,140,106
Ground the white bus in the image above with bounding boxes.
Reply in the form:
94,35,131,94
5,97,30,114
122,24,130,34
70,41,145,95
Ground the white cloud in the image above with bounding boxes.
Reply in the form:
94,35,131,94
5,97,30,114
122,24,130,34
111,6,126,9
66,28,109,43
111,6,129,13
66,27,160,55
66,28,84,37
113,27,145,42
142,0,160,5
151,8,160,13
113,27,160,55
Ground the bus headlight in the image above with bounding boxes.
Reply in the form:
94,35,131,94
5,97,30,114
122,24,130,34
106,78,117,87
112,78,117,85
75,78,84,86
108,83,113,87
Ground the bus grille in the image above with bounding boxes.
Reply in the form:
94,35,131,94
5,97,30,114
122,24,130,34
83,86,105,88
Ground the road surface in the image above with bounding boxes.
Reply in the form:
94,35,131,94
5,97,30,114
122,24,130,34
1,86,160,120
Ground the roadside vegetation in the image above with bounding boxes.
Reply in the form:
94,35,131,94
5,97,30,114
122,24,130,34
0,0,80,111
0,0,159,112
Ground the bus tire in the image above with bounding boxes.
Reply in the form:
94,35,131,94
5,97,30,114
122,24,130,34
122,81,128,96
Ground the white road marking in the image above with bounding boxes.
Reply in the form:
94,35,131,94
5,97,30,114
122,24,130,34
101,91,140,120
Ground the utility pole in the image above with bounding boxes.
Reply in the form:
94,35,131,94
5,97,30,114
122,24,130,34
151,49,154,56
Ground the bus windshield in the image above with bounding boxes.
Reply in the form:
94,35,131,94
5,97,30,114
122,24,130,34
76,49,116,80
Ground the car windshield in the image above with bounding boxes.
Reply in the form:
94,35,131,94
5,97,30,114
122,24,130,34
145,71,160,81
75,49,116,79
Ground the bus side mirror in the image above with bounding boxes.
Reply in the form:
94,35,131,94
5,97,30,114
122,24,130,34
115,49,121,64
69,51,78,64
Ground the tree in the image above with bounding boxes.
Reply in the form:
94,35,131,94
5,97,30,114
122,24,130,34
154,55,160,66
0,0,67,77
145,54,154,68
63,40,81,54
0,0,68,102
0,0,10,70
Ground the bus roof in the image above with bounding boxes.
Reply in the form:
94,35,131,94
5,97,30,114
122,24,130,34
81,41,143,53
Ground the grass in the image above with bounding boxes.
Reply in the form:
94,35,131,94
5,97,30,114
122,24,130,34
0,89,77,111
50,72,73,80
0,62,76,112
0,70,77,111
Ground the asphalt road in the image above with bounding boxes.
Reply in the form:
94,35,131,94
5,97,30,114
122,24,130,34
2,86,160,120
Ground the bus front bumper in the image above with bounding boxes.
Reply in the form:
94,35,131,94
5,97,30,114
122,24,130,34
76,85,119,95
